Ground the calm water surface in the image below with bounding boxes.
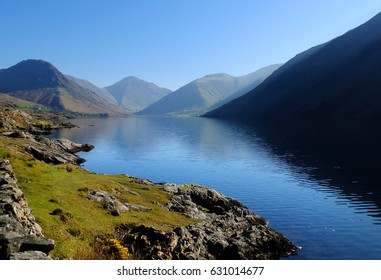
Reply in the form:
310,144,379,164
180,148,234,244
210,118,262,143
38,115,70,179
50,117,381,260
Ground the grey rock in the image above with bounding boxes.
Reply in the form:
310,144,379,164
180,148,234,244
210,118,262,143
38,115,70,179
9,235,55,255
115,183,141,197
26,136,94,165
87,190,129,216
0,160,54,260
124,203,152,212
10,250,53,260
121,183,299,260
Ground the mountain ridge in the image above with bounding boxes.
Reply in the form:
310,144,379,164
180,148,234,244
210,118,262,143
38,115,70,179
105,76,172,113
204,11,381,129
138,64,281,116
0,59,125,115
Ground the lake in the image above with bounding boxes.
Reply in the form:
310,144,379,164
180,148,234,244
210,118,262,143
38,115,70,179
49,117,381,260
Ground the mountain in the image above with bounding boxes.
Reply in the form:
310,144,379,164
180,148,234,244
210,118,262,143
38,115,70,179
137,65,281,116
105,76,172,113
204,12,381,129
203,64,282,114
65,75,117,106
0,59,124,115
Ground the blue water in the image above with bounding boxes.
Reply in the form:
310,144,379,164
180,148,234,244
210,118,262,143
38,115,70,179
50,117,381,260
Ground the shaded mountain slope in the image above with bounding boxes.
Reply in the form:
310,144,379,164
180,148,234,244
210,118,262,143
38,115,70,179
204,64,282,114
204,12,381,128
105,76,172,113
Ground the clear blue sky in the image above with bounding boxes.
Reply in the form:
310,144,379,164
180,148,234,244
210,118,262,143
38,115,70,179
1,0,381,90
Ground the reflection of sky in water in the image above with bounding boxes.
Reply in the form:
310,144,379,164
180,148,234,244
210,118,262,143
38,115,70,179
50,117,381,259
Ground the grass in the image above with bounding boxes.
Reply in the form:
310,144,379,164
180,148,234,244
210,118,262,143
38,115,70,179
0,142,195,259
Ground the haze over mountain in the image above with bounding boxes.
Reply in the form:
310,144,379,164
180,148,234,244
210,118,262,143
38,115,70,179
204,12,381,130
0,60,125,115
204,64,282,113
65,75,117,106
105,76,172,113
137,64,281,116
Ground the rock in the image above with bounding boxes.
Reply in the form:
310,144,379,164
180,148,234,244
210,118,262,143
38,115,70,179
26,135,94,165
127,176,154,186
124,203,152,212
87,190,152,215
27,146,82,165
0,117,16,131
28,125,50,135
115,183,141,197
120,183,299,260
0,160,54,260
10,250,53,260
0,128,93,166
6,131,36,140
10,235,55,254
87,190,129,216
54,138,94,153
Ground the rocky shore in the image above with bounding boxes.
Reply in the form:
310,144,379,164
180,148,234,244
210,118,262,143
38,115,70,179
0,109,300,259
120,183,299,259
0,160,54,260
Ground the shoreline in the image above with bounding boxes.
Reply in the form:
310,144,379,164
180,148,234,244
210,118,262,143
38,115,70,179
0,109,299,260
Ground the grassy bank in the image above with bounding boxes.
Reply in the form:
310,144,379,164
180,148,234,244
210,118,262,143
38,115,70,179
0,143,194,259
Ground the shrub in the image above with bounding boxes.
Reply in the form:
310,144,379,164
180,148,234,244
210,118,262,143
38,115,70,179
73,238,134,260
99,238,133,260
66,165,74,173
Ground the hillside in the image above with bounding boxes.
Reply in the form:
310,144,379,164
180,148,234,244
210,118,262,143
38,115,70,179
0,60,125,116
65,75,118,106
204,12,381,129
0,93,49,111
204,64,282,114
137,65,281,116
105,76,172,113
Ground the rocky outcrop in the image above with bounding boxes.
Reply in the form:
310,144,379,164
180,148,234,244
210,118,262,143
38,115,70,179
119,183,300,260
5,131,94,165
26,135,94,165
1,108,89,165
87,190,129,216
0,160,54,260
87,189,152,216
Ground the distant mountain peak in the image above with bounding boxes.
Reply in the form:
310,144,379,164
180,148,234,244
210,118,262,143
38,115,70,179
202,73,232,79
105,76,172,113
138,65,281,116
0,59,67,92
17,59,54,66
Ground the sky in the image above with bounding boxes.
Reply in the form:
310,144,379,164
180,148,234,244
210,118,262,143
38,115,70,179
1,0,381,90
